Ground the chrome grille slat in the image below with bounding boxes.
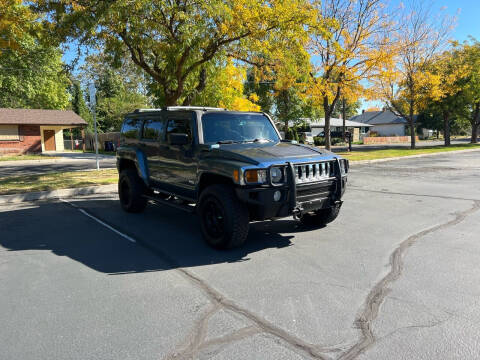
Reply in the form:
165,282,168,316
294,161,334,184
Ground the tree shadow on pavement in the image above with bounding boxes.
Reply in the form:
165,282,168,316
0,198,298,274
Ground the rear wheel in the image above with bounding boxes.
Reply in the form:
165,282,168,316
118,169,148,213
300,203,341,227
198,184,249,249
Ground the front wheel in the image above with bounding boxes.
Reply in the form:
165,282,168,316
198,184,249,249
300,203,342,227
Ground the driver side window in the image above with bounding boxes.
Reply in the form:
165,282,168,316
166,116,192,141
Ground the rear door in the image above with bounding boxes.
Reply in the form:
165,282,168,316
141,115,166,184
158,111,197,198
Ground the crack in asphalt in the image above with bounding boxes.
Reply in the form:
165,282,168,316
349,186,480,202
59,196,480,360
59,199,327,360
337,200,480,360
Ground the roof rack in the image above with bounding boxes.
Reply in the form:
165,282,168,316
133,106,227,113
164,106,227,111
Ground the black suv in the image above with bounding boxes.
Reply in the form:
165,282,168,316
117,107,349,249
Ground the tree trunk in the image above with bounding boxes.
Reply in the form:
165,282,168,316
472,122,479,144
342,97,346,141
443,111,451,146
323,97,331,150
471,102,479,144
409,100,415,149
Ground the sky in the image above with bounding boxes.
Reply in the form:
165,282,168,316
361,0,480,110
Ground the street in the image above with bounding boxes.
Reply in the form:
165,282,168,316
0,152,116,178
1,151,479,360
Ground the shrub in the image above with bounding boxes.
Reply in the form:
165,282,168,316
314,136,324,146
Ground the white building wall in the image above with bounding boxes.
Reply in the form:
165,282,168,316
370,124,405,136
40,126,64,152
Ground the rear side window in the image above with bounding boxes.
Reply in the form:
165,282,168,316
143,118,165,140
121,118,142,139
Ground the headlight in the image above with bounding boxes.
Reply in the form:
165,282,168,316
244,169,268,184
270,167,284,183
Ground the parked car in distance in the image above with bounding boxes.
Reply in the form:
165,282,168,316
116,107,349,249
299,132,314,145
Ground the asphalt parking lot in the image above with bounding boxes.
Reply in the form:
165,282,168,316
1,151,479,360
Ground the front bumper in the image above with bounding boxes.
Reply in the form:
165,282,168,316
236,159,347,220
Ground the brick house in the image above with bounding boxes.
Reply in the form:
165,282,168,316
0,108,87,154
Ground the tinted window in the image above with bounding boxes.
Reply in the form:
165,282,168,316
166,116,192,140
201,113,279,144
143,118,165,140
121,118,142,139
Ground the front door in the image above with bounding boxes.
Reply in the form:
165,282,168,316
44,130,56,151
141,116,166,184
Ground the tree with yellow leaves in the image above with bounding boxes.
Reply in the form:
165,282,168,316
375,0,455,149
307,0,392,150
418,48,470,146
193,61,260,112
36,0,316,107
0,0,38,54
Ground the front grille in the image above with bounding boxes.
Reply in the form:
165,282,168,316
294,161,335,184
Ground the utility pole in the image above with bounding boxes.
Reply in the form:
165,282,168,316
89,82,99,171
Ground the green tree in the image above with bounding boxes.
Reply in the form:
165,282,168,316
78,54,150,132
70,80,92,128
0,35,69,109
36,0,315,106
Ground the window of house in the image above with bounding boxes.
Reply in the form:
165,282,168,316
0,125,20,141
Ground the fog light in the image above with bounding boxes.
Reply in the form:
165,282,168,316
273,190,281,202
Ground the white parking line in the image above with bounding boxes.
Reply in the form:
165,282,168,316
60,198,136,244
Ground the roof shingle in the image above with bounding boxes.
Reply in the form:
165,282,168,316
0,108,87,126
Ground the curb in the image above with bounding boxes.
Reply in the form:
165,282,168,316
0,184,117,204
349,148,480,165
0,158,114,166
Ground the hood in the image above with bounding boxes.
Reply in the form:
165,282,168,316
209,142,337,165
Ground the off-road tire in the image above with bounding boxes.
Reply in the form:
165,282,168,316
300,203,341,227
118,168,148,213
198,184,249,249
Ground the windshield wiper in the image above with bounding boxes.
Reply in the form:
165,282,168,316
216,140,242,144
249,138,274,143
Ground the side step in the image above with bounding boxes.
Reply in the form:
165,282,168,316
143,194,196,213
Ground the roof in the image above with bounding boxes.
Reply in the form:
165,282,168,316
308,118,373,128
349,110,415,125
0,108,87,126
299,118,373,128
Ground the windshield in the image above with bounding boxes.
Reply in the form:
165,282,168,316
201,113,280,144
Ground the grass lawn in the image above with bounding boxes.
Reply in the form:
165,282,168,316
0,154,59,161
0,169,118,195
337,143,480,161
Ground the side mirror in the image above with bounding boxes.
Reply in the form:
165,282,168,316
168,133,189,146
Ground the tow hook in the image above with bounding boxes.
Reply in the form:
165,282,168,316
292,206,303,220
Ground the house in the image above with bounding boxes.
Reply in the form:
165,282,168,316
307,118,373,140
277,118,373,142
0,108,87,154
349,109,416,137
